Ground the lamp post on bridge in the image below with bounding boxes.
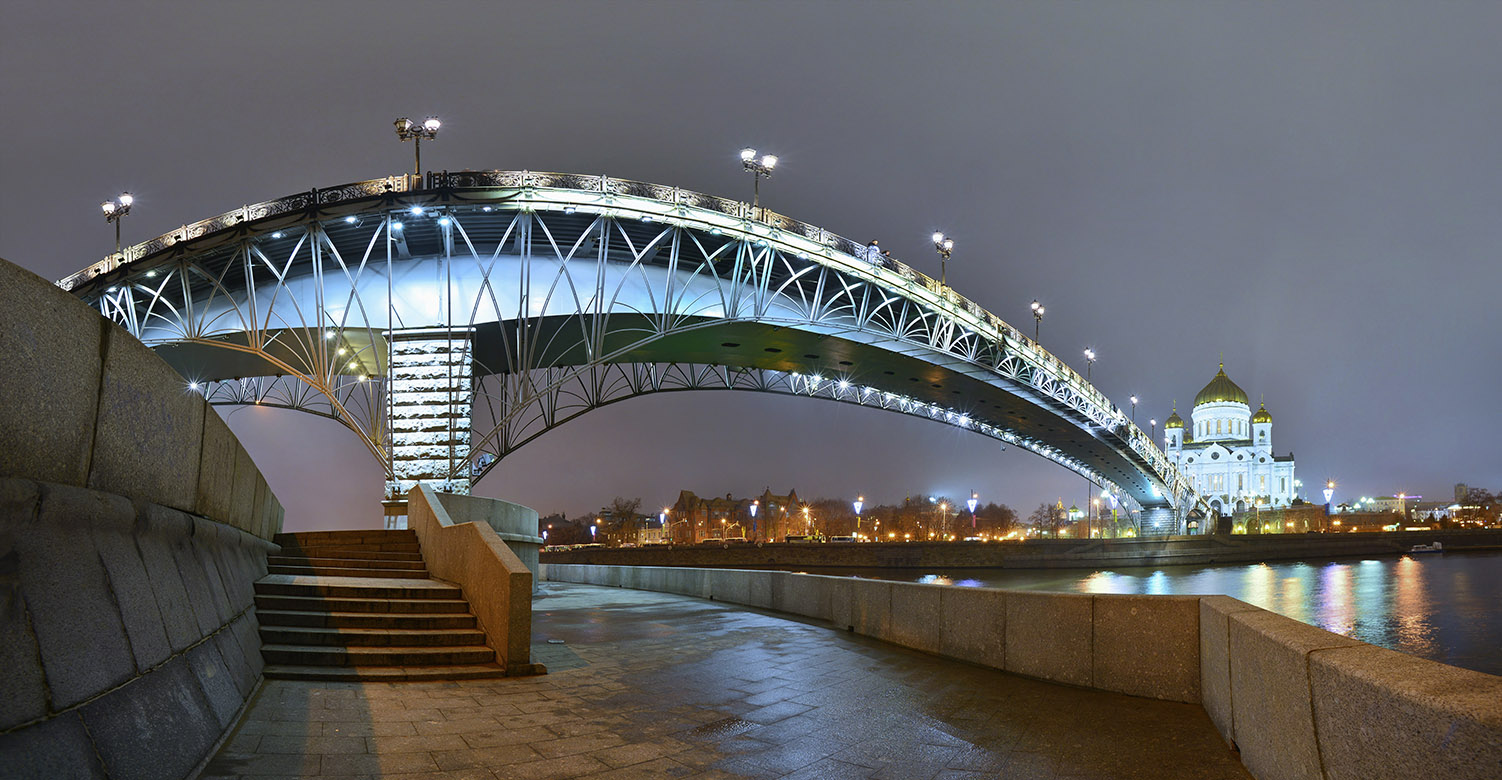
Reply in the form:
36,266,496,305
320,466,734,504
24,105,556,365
739,148,778,218
100,193,134,258
931,232,955,287
394,116,441,177
1150,418,1157,440
1130,395,1138,424
1083,348,1096,382
1030,300,1045,342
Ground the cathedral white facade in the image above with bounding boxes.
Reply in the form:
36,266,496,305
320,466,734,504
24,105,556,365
1164,364,1297,516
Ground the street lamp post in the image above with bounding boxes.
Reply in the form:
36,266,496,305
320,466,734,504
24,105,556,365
394,116,441,176
1129,395,1138,424
101,193,134,257
1150,418,1157,440
853,495,864,538
931,232,955,287
739,148,778,218
1083,348,1097,382
967,491,979,531
1030,300,1045,342
749,500,759,541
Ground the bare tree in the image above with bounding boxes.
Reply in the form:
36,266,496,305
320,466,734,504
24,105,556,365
607,496,643,544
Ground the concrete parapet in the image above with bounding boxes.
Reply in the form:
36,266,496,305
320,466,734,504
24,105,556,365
1309,644,1502,780
888,581,943,654
407,486,536,674
1093,594,1200,703
1228,610,1362,780
424,491,542,576
1006,590,1093,686
939,586,1006,668
1199,594,1265,745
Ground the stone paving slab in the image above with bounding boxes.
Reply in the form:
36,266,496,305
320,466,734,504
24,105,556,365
204,582,1250,779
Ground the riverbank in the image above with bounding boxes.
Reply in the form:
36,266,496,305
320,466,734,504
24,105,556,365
541,528,1502,570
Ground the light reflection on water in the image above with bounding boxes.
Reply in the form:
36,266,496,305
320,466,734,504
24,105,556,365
879,551,1502,676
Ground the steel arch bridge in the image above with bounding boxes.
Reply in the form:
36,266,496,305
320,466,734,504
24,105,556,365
59,170,1203,530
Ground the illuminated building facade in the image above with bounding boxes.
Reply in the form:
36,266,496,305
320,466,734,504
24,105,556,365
1164,364,1297,516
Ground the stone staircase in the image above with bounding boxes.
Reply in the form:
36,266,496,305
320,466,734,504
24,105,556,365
255,530,508,681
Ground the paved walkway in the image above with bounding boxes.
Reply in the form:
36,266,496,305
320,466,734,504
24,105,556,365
203,582,1250,779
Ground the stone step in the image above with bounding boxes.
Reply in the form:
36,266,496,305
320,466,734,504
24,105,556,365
259,625,487,647
269,548,425,563
263,663,509,682
280,542,422,554
275,529,416,544
260,643,495,667
256,609,477,630
266,564,430,579
269,554,426,569
254,575,461,601
255,594,472,614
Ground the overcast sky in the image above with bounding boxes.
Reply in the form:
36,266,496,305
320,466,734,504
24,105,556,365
3,1,1498,530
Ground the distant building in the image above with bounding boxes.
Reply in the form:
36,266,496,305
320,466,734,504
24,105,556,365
669,488,801,542
1164,364,1297,517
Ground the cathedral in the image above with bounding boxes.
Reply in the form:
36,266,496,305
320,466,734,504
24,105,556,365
1164,364,1297,516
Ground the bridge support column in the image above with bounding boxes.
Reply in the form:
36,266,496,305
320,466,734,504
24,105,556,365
1141,507,1178,536
385,327,474,499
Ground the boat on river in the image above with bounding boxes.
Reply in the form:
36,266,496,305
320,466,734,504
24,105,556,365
1409,542,1444,554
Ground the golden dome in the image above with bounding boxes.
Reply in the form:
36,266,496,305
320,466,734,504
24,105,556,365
1164,411,1184,429
1193,364,1249,407
1252,403,1272,424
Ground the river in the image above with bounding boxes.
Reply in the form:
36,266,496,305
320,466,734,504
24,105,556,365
848,550,1502,677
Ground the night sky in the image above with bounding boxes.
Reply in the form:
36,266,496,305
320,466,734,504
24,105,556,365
3,2,1498,531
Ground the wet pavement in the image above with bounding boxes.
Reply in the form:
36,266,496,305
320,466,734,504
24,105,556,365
203,581,1250,778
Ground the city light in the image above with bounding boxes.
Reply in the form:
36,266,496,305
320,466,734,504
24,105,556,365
394,115,440,175
1083,348,1097,382
739,147,778,215
932,231,955,286
1030,299,1045,341
101,193,133,257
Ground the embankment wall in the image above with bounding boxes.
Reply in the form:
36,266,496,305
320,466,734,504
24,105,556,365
0,258,284,779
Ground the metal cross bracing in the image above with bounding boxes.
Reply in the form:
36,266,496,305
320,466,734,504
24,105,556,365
61,171,1205,525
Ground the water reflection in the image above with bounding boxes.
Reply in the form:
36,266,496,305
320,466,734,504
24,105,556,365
869,551,1502,676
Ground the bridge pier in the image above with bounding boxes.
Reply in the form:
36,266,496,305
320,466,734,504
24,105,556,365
386,327,474,499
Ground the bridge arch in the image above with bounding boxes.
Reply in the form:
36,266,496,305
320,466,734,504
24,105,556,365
60,171,1199,523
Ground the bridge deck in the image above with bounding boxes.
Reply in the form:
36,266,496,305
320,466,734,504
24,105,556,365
204,582,1247,779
